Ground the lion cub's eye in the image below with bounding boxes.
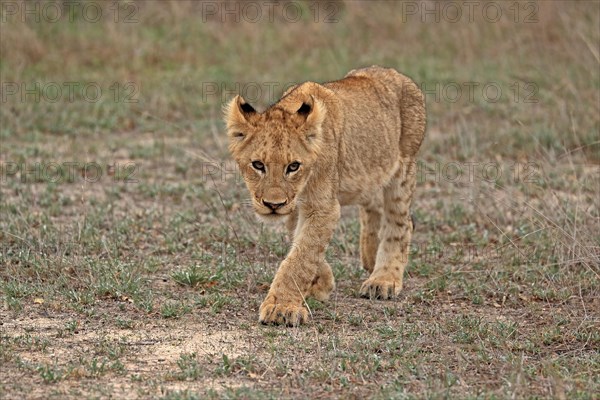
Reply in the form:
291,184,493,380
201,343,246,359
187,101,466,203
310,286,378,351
286,162,301,174
251,161,265,172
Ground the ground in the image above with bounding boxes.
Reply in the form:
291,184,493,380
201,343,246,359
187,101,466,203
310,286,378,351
1,1,599,399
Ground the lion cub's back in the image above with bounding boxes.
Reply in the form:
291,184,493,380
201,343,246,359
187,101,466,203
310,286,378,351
344,65,407,89
323,65,406,141
324,66,409,204
324,65,404,109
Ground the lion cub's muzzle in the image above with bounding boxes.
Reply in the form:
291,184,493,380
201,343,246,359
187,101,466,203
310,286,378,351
256,197,293,216
262,199,287,211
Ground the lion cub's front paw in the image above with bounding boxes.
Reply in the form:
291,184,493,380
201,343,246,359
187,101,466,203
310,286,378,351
360,275,402,300
259,296,308,326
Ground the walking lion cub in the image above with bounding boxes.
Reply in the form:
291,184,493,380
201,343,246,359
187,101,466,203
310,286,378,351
224,66,426,325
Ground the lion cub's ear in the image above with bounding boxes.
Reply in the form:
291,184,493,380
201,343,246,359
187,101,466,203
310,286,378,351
295,95,326,141
223,95,256,140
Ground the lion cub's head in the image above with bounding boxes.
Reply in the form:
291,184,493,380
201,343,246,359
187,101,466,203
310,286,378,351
224,87,326,219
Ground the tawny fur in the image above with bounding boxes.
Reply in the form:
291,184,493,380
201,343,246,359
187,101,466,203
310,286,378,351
224,66,426,326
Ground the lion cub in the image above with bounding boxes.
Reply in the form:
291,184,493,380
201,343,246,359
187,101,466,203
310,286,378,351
224,66,426,326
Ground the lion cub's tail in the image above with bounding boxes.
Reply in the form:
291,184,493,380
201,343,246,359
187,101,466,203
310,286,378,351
399,75,426,158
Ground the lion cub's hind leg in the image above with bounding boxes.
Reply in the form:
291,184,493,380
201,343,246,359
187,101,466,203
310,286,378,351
360,160,416,299
359,193,383,274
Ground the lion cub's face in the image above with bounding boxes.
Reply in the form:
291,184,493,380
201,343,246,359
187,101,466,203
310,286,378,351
224,94,325,219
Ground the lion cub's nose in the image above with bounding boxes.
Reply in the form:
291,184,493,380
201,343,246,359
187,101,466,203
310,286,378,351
262,199,287,210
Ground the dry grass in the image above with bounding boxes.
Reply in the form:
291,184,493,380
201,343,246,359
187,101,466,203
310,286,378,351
1,1,599,399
